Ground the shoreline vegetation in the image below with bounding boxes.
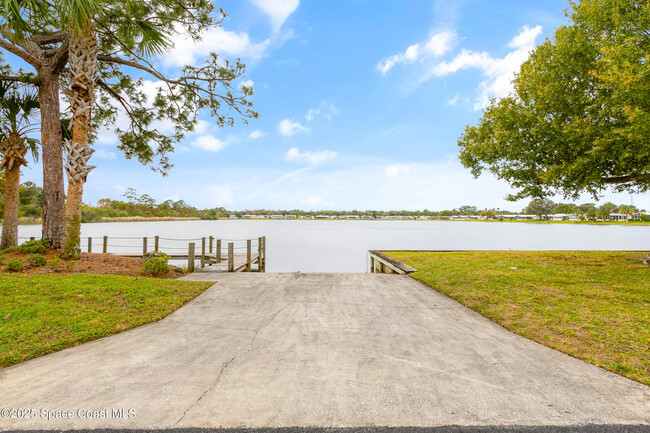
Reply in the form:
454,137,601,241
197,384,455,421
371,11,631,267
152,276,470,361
4,184,648,226
386,251,650,387
12,216,650,226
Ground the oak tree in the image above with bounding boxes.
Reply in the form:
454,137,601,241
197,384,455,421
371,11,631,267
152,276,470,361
458,0,649,200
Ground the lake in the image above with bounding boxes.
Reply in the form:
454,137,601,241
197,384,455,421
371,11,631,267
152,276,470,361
18,220,650,272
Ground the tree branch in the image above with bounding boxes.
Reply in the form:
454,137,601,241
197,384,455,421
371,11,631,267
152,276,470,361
0,34,40,66
49,39,69,73
602,174,650,184
33,31,69,45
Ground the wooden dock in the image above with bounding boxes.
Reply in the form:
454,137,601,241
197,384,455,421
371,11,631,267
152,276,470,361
79,235,267,273
115,252,261,273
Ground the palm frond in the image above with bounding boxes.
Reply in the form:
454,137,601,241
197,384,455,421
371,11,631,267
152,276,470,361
25,136,39,162
0,0,51,38
133,19,172,58
56,0,101,31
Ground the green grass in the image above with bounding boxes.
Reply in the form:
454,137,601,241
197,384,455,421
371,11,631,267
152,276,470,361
385,251,650,386
0,274,212,368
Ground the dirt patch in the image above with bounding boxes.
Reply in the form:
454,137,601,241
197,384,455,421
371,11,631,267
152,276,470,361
2,250,187,279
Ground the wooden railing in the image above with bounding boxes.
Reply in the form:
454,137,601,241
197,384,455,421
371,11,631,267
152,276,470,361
18,235,267,273
368,250,416,274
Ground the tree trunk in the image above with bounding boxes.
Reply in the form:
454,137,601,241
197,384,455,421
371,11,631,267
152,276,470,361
39,68,65,248
0,132,27,249
1,162,21,250
60,25,98,259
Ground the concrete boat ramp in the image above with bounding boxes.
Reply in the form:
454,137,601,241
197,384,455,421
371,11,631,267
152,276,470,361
0,273,648,431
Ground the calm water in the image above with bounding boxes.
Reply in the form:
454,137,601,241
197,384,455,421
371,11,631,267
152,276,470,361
18,220,650,272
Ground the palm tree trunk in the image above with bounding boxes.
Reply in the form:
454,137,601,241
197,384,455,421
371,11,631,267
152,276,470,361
39,68,66,248
1,162,21,249
0,133,27,249
60,24,98,259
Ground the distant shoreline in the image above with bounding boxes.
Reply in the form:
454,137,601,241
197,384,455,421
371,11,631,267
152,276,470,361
14,216,649,226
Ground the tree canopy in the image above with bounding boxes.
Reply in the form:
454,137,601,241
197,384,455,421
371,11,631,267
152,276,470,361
458,0,650,200
1,0,257,174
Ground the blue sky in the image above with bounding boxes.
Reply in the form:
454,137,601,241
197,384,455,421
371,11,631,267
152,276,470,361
16,0,650,211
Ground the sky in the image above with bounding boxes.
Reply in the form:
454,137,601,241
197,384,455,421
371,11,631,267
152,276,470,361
14,0,650,211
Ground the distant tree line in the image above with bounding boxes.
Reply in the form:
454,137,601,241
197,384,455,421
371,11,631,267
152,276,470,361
1,184,646,223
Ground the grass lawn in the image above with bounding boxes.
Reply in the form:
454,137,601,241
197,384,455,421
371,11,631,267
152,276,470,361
0,274,212,368
386,251,650,386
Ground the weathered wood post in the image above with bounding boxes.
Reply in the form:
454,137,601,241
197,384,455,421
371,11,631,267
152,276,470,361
87,237,92,253
201,237,206,268
246,239,252,272
188,243,195,272
209,236,213,254
154,236,159,252
142,237,148,256
228,242,234,272
216,239,222,263
29,236,35,241
262,236,266,272
379,262,386,273
103,236,108,253
370,255,375,273
258,237,263,272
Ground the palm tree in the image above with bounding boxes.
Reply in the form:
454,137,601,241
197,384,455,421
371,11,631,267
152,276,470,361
59,1,100,259
0,82,39,249
59,0,169,258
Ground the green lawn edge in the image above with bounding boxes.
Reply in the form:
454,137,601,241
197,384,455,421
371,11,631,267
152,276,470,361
385,251,650,386
0,273,213,368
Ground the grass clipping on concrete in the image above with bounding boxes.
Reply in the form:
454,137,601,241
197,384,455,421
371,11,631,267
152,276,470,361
0,274,212,368
386,251,650,386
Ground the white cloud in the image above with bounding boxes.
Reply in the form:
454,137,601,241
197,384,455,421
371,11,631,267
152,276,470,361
248,130,266,140
285,147,337,165
305,101,339,122
192,135,228,153
278,118,310,136
208,185,234,206
305,107,320,121
166,27,271,67
377,30,456,74
446,94,459,106
385,164,412,178
431,25,543,109
424,31,456,57
239,79,254,90
251,0,300,33
93,148,117,160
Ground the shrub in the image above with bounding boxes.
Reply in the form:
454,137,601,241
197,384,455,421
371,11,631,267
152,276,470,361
65,261,76,270
17,239,48,254
0,253,5,264
47,258,62,271
28,254,47,267
6,259,23,272
142,253,170,276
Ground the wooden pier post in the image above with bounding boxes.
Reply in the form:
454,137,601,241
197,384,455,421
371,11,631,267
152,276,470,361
209,236,213,254
228,242,234,272
103,236,108,253
142,237,148,256
370,256,375,273
246,239,252,272
258,237,263,272
201,237,206,268
30,236,35,241
261,236,266,272
87,237,92,253
154,236,159,252
188,243,195,272
216,239,222,263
